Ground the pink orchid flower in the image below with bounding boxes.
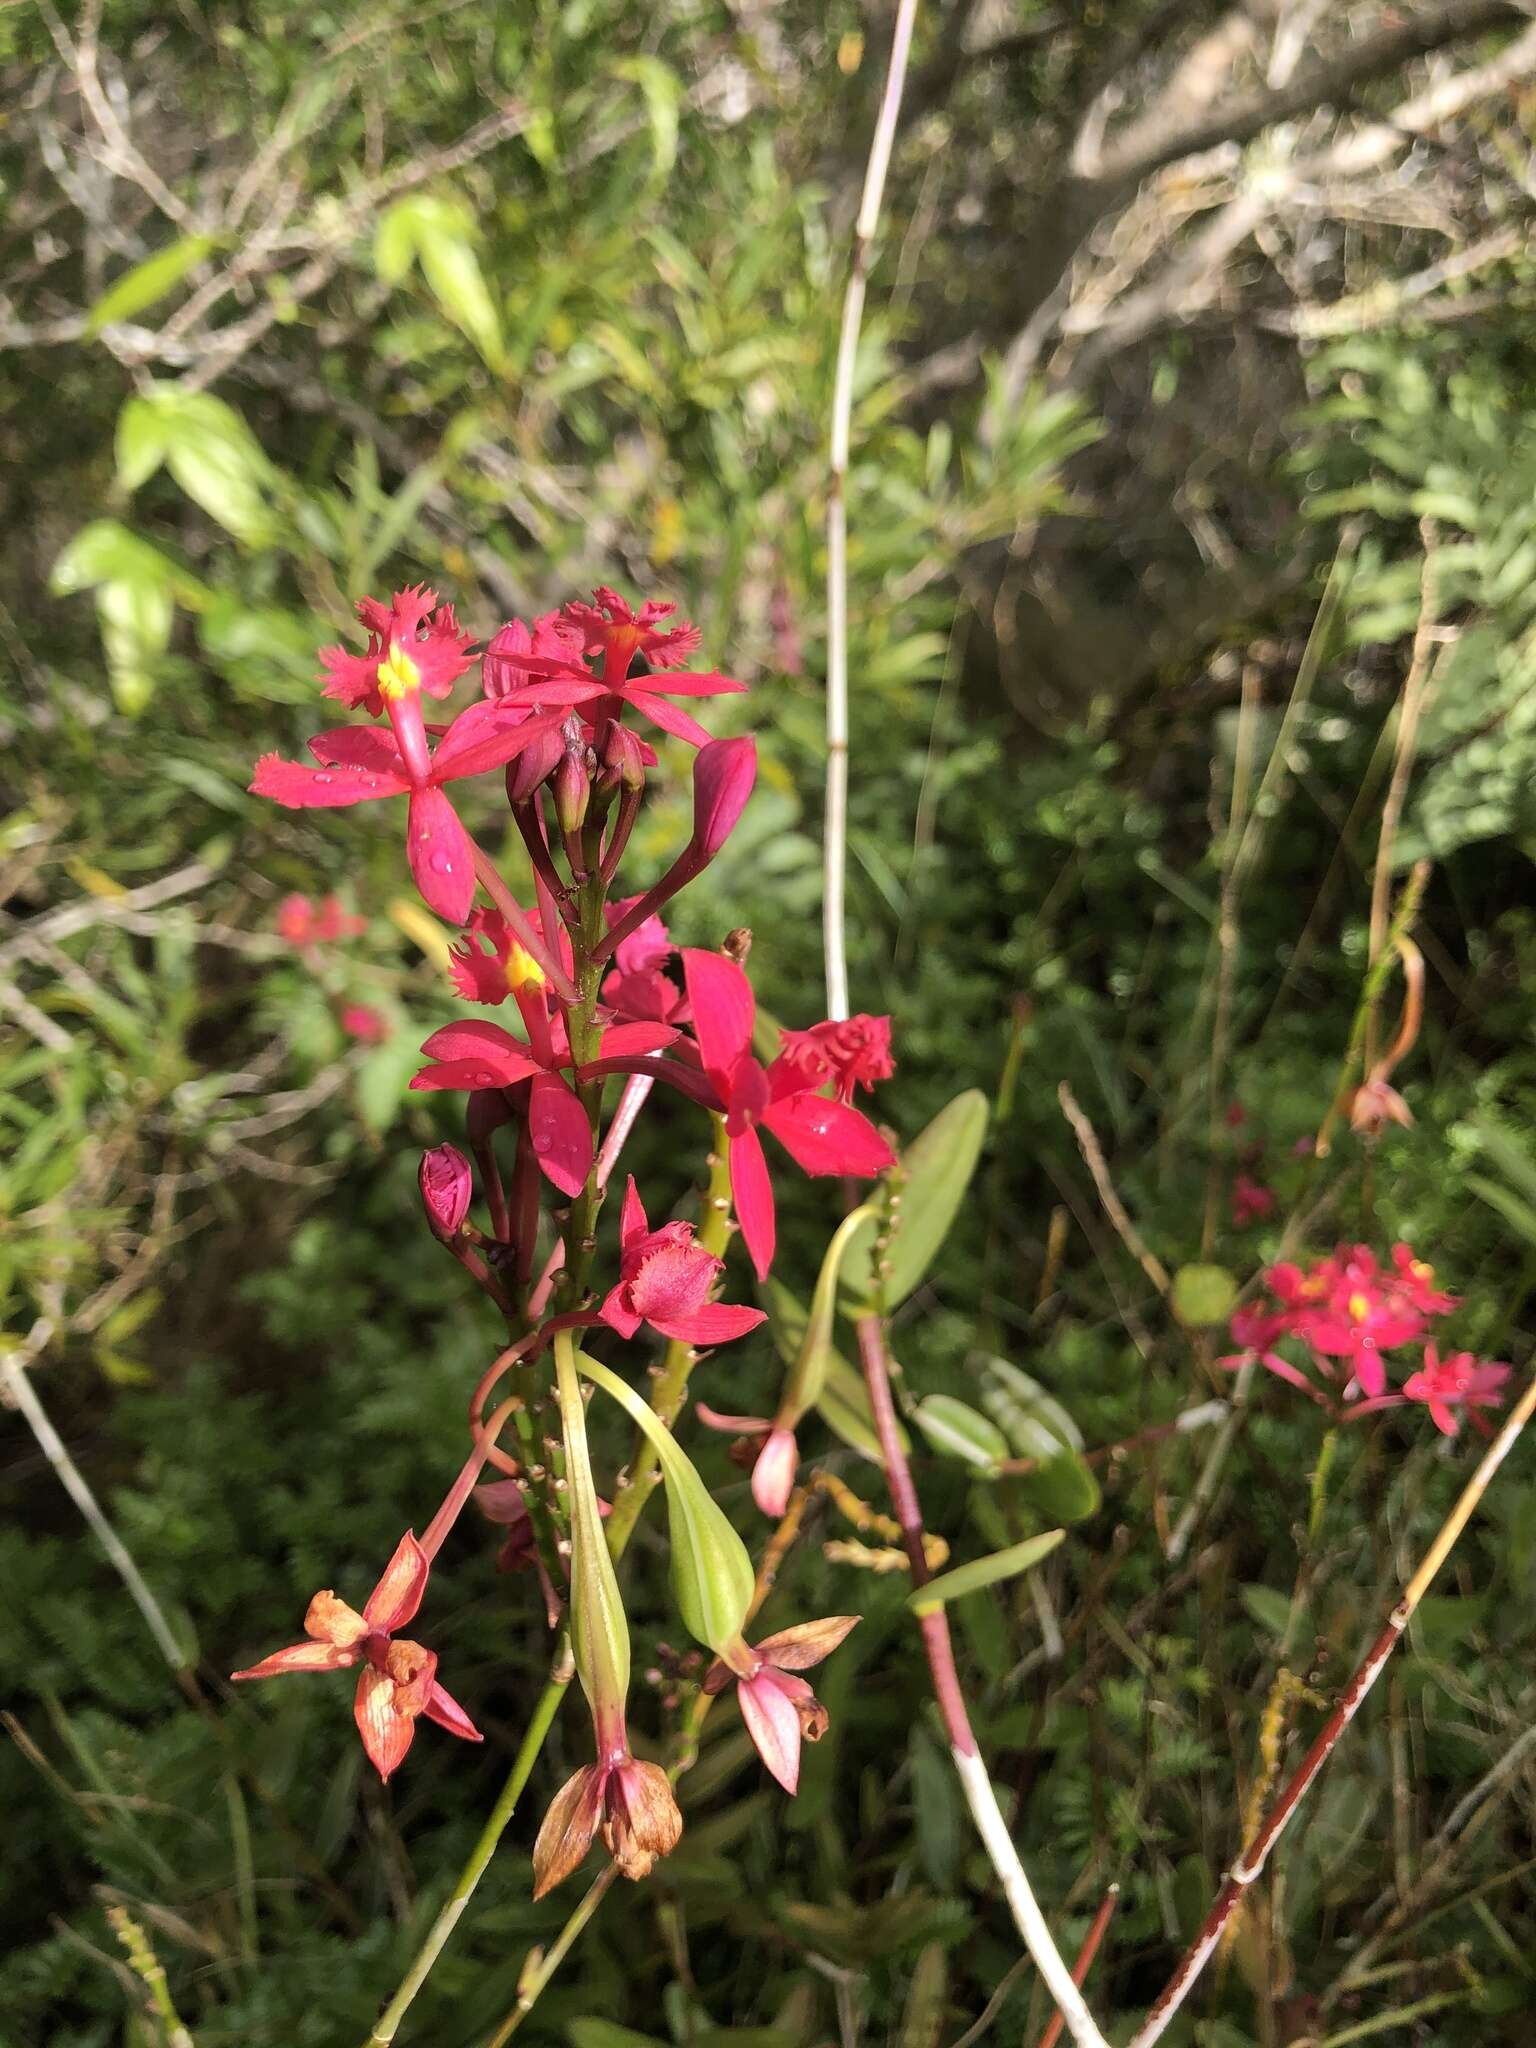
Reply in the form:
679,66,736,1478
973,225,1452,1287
703,1616,860,1794
1231,1174,1276,1228
231,1531,481,1781
449,906,573,1008
481,587,745,749
678,950,894,1280
599,1177,765,1346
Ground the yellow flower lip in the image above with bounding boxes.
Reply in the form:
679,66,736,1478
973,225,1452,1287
377,640,423,700
504,941,546,992
1348,1291,1371,1323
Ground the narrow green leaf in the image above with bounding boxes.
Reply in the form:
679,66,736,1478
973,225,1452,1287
780,1203,878,1424
842,1090,989,1313
974,1355,1083,1458
86,235,215,334
909,1529,1065,1615
912,1395,1009,1471
612,55,681,177
768,1278,907,1460
1014,1450,1100,1524
115,397,170,492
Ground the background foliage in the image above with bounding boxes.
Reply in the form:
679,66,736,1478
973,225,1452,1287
5,4,1536,2045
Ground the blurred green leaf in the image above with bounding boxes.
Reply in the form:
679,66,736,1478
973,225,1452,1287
87,235,215,334
910,1529,1064,1615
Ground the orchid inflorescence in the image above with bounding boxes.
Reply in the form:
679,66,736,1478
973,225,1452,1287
234,584,894,1896
1221,1241,1510,1435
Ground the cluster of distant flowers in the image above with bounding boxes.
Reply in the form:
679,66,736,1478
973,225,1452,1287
1222,1242,1509,1437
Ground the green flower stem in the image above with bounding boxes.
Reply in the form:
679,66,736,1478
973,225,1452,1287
361,1658,572,2048
601,1116,733,1561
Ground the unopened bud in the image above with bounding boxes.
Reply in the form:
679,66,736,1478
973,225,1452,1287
419,1143,473,1239
602,720,648,794
506,722,564,806
553,744,592,834
750,1427,799,1518
690,736,756,861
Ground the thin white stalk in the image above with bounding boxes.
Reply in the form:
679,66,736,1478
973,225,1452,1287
2,1327,187,1672
824,0,921,1023
951,1748,1111,2048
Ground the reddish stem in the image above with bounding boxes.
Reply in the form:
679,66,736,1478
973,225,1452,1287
1129,1616,1403,2046
420,1396,519,1560
1036,1886,1120,2048
515,796,580,937
855,1314,977,1755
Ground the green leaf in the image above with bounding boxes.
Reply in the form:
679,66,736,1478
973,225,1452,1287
613,56,681,178
1239,1583,1294,1637
50,519,173,594
1016,1451,1100,1524
86,235,215,333
567,2018,669,2048
842,1090,988,1313
912,1395,1009,1471
767,1279,906,1461
115,396,170,492
780,1203,879,1424
95,576,173,715
1172,1263,1238,1327
578,1353,754,1655
910,1529,1065,1615
975,1356,1083,1458
375,193,504,365
155,389,276,546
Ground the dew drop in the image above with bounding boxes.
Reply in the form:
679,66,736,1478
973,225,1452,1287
314,773,333,786
532,1131,552,1153
471,1069,499,1087
429,849,455,875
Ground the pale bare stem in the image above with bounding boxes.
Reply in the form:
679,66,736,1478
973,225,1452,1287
1056,1081,1170,1296
1129,1368,1536,2048
823,0,921,1023
855,1316,1110,2048
1364,520,1439,1073
1,1326,187,1674
1201,661,1260,1259
1034,1885,1120,2048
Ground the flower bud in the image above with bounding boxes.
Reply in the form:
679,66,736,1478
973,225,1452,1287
690,736,756,861
419,1143,472,1240
750,1427,799,1518
553,742,592,834
506,722,564,805
602,720,648,794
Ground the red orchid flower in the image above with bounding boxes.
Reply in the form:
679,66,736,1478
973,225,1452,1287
1302,1246,1430,1399
1218,1300,1331,1401
777,1014,895,1104
321,586,476,713
408,1015,677,1197
482,587,745,749
600,902,687,1026
252,695,560,926
1231,1174,1276,1228
703,1616,859,1794
1403,1344,1511,1436
679,949,895,1281
449,906,573,1008
277,893,365,947
230,1532,481,1781
340,1002,388,1043
598,1177,765,1347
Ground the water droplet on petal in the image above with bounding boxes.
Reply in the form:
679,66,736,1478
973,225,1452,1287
532,1132,551,1153
429,849,455,875
471,1069,499,1087
314,773,333,786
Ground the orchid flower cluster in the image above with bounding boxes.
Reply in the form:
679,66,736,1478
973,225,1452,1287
233,585,896,1896
1222,1242,1510,1435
